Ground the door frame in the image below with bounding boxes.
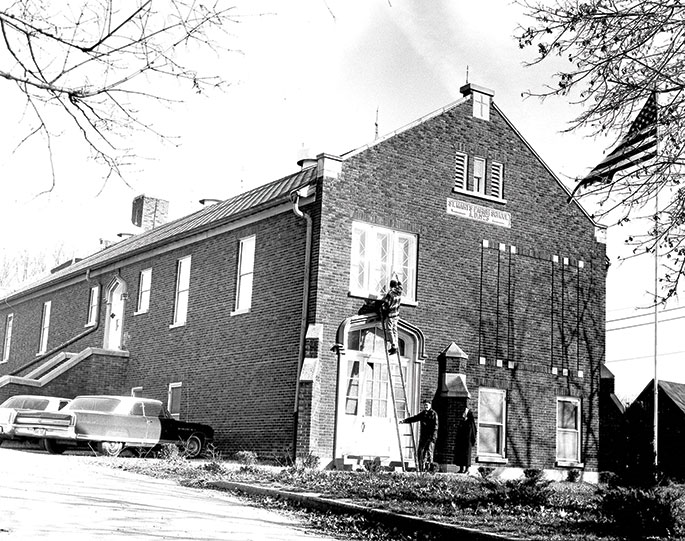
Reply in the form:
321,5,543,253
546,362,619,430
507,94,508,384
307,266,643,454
333,314,426,462
104,275,128,350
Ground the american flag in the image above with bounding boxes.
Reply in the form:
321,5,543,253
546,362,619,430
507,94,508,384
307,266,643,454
571,92,658,197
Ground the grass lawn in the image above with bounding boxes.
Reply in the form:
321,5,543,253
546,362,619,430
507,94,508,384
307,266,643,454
102,452,685,541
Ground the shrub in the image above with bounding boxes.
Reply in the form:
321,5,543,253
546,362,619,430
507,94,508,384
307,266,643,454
478,466,495,479
158,443,185,462
235,450,258,471
600,486,685,538
566,468,581,483
482,474,553,509
523,468,544,483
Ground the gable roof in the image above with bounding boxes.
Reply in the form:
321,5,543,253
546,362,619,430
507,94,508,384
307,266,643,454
660,380,685,416
344,93,601,229
4,166,317,302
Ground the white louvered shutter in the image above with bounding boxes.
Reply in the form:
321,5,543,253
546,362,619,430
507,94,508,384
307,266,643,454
490,161,504,199
454,152,468,191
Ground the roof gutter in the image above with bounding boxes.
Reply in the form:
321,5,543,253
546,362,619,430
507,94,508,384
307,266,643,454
290,185,314,461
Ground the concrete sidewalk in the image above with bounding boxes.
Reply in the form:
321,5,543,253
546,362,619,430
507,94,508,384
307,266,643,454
0,448,339,541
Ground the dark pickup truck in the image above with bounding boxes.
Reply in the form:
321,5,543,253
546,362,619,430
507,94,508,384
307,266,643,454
13,395,214,457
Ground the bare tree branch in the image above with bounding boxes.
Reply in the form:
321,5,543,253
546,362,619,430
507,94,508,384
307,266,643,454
0,0,238,191
517,0,685,300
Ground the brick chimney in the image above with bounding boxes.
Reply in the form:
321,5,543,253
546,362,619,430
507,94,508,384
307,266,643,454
131,195,169,231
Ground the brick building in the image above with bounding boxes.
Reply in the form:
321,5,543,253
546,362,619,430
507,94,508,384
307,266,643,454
0,84,606,477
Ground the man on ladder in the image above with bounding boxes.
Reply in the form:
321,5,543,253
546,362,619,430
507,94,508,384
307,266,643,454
380,276,403,355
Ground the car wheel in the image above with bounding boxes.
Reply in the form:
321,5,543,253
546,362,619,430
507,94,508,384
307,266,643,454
42,439,65,455
98,441,124,457
183,434,203,459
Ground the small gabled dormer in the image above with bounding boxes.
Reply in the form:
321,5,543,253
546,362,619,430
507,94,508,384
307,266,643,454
460,83,495,121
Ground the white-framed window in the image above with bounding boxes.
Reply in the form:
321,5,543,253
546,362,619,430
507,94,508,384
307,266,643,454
131,386,143,398
473,91,491,121
473,157,486,195
557,397,582,463
349,222,417,303
136,268,152,314
234,235,256,314
86,285,99,327
2,313,13,362
454,154,505,202
171,256,191,327
38,301,51,354
478,388,506,460
168,382,182,420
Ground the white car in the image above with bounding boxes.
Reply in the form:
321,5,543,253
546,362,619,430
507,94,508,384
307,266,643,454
0,395,71,443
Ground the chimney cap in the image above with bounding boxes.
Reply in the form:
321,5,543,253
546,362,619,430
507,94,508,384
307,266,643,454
459,83,495,98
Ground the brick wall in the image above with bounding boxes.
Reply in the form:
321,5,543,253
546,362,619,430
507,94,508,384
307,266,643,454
311,97,605,472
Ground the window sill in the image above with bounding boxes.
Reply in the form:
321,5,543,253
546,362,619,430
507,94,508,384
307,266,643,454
453,188,507,205
347,291,418,307
230,308,251,317
133,310,149,316
0,360,6,364
477,456,508,464
556,461,584,468
84,322,97,328
169,322,186,329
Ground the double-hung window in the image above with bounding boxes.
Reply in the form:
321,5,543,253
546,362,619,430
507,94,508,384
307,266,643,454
38,301,51,354
557,397,581,464
136,268,152,314
234,235,256,313
86,285,99,327
172,256,191,327
2,314,13,362
349,222,417,302
478,388,506,460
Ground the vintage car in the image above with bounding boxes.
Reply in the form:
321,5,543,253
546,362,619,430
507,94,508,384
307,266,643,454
0,395,71,443
12,395,214,458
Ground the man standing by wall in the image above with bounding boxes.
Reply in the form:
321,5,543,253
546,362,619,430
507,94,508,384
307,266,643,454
400,400,439,472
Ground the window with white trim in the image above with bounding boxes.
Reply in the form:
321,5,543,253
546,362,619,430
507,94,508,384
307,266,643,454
454,154,505,201
172,256,191,326
86,285,99,326
168,382,182,420
2,313,13,362
136,268,152,314
38,301,51,354
349,222,417,303
557,397,581,463
473,157,486,195
131,386,143,398
478,388,506,459
234,235,256,313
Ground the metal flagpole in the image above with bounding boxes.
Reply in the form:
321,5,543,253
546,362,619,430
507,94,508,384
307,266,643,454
653,192,659,468
653,87,660,468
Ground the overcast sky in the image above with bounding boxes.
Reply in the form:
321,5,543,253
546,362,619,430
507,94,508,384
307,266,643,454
0,0,678,401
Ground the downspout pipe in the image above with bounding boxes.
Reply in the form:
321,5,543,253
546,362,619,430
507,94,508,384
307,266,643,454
290,187,313,462
10,271,102,376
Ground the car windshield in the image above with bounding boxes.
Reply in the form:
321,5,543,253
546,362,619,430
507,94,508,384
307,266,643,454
0,396,50,410
66,397,122,413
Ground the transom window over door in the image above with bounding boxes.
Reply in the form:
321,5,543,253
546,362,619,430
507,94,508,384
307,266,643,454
349,222,417,302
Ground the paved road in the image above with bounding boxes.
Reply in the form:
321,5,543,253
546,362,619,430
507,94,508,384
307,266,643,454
0,447,337,541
